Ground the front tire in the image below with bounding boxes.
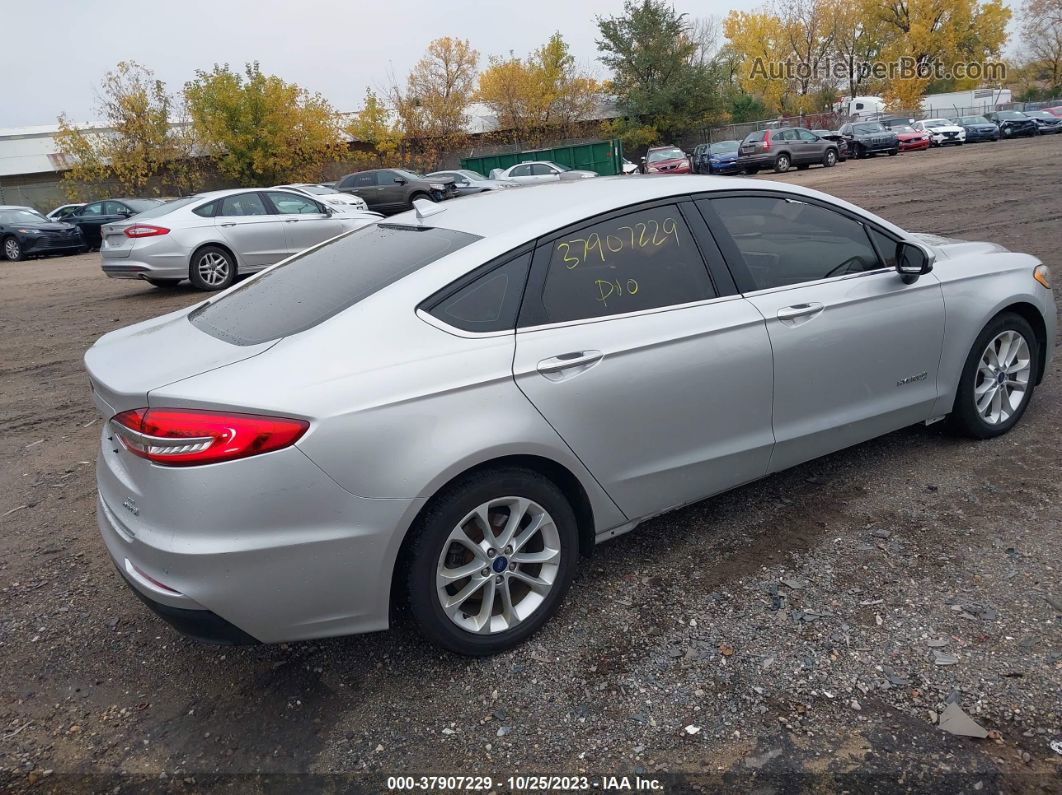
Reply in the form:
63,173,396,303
3,236,23,261
823,149,837,168
188,245,236,291
408,191,431,210
949,312,1039,439
774,153,791,173
405,467,579,656
888,148,899,156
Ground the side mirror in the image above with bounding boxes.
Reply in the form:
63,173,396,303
896,242,934,284
394,177,407,185
640,156,646,162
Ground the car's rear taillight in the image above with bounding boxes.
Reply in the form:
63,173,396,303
123,224,170,238
111,408,308,467
763,132,771,152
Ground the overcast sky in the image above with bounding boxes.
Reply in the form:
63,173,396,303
1,0,768,129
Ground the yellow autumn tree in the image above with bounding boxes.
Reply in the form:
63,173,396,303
477,33,603,141
724,9,792,113
868,0,1011,109
54,61,198,199
346,88,403,162
392,37,479,139
184,62,346,186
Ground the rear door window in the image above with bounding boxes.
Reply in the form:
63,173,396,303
190,224,482,345
534,204,715,324
218,193,269,217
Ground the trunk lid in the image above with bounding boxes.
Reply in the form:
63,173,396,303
84,308,278,416
100,221,138,258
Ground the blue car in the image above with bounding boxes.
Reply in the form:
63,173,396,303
952,115,1000,142
704,140,742,174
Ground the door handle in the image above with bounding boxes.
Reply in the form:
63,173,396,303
537,350,603,380
285,219,299,223
777,302,824,322
220,222,236,227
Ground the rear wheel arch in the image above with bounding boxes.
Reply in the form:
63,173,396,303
190,241,239,272
389,454,597,620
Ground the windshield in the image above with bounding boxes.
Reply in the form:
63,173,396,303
1026,111,1052,119
853,123,884,134
922,119,951,127
893,125,916,133
709,141,740,154
394,169,425,180
545,162,571,172
647,148,685,162
190,223,481,345
959,116,989,124
124,199,164,212
458,169,486,180
0,209,48,224
995,111,1025,120
130,196,198,219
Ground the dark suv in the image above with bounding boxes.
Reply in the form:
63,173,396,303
837,122,900,158
737,127,839,174
334,169,457,214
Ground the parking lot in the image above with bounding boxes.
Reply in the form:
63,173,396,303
1,135,1060,791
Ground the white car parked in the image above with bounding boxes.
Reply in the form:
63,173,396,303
490,161,597,185
913,119,966,146
273,184,370,212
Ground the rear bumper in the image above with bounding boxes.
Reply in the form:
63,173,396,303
95,434,424,643
102,257,188,281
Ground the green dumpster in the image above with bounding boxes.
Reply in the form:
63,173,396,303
460,139,624,177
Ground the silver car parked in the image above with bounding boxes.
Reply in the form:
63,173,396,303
99,188,380,291
85,177,1055,655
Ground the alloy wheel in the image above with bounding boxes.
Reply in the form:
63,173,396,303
4,238,20,260
196,251,230,287
435,497,561,635
974,330,1031,425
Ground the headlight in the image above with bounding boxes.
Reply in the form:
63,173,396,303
1034,264,1051,289
17,228,41,234
429,183,445,190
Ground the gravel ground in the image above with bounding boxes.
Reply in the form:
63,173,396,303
1,135,1060,793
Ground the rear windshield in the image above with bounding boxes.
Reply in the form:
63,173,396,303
132,197,199,219
189,223,481,345
124,199,165,212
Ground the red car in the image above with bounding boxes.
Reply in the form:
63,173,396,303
1045,107,1062,118
893,124,931,151
642,146,692,174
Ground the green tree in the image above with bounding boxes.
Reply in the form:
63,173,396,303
184,62,346,186
54,61,198,199
346,88,403,161
596,0,725,144
392,37,479,138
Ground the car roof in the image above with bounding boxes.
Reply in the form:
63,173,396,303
0,205,36,211
398,175,904,241
190,187,308,200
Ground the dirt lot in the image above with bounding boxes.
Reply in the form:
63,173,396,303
2,136,1060,793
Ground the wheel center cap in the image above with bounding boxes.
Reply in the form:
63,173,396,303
492,556,508,573
997,371,1006,385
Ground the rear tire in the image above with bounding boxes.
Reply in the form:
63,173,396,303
188,245,236,292
146,278,182,289
3,236,23,261
405,467,579,656
949,312,1039,439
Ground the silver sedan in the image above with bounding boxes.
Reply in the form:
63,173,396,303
99,188,381,290
85,177,1055,655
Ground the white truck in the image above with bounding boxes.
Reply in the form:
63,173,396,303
919,88,1012,117
834,88,1012,120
